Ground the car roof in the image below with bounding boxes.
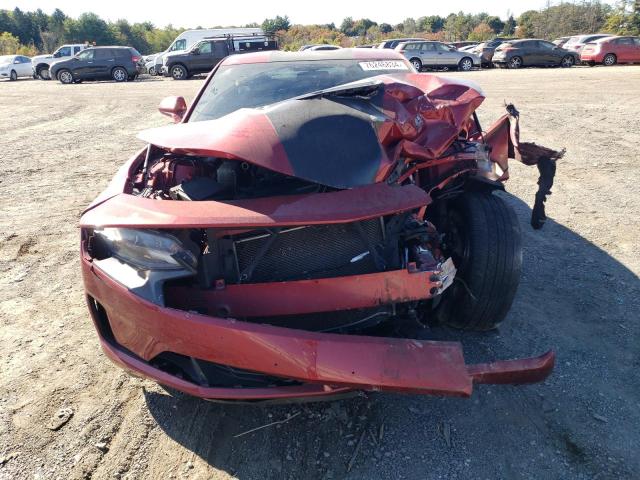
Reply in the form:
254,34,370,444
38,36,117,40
86,46,132,50
591,35,619,43
222,48,405,66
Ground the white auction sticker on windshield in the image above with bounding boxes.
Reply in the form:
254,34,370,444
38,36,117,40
359,60,409,71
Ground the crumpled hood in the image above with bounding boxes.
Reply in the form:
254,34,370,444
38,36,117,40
138,73,485,189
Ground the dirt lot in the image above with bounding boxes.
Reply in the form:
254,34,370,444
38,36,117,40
1,65,639,480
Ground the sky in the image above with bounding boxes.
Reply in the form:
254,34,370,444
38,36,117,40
3,0,583,28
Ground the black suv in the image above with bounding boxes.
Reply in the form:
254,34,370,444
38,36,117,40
51,46,144,84
163,35,278,80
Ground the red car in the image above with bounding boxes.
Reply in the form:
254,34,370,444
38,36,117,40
581,36,640,66
80,49,562,402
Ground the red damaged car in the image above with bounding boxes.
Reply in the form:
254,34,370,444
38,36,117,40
80,49,563,401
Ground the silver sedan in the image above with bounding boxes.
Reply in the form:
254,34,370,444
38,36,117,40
396,41,481,71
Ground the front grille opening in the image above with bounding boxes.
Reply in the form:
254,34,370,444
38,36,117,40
149,352,301,389
233,218,385,283
87,295,116,344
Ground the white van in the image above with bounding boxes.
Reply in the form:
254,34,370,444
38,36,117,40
151,28,263,75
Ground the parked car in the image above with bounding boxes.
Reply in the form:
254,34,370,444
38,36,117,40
50,46,144,84
552,36,571,47
79,48,559,402
299,44,341,51
153,28,264,75
0,55,32,81
377,38,425,49
163,34,278,80
307,45,341,51
31,44,87,80
492,39,578,68
471,38,516,67
143,52,162,75
581,36,640,66
396,40,480,71
563,34,612,55
451,41,478,49
145,59,158,76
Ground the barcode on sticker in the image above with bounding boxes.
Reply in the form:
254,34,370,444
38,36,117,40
359,61,409,71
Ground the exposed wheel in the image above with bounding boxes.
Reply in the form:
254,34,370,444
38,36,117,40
458,57,474,71
603,53,616,66
148,66,155,76
560,55,574,68
435,192,522,331
410,58,422,72
9,70,17,81
170,64,188,80
112,67,128,82
38,67,51,80
57,69,73,84
508,56,523,69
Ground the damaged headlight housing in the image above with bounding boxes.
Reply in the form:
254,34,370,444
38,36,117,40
94,228,197,272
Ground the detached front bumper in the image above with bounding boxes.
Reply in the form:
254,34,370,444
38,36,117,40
82,256,554,401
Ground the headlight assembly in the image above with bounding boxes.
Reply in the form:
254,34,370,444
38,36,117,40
94,228,197,273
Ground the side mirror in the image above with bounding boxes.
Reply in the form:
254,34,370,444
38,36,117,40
192,49,200,55
159,96,188,123
14,59,20,64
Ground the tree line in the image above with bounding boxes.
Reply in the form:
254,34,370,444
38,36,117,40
0,1,639,56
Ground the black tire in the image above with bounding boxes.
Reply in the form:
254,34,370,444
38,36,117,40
148,66,155,76
37,66,51,80
603,53,616,66
458,57,474,71
508,56,523,69
409,58,422,72
170,64,188,80
560,55,574,68
57,69,73,84
586,61,596,67
9,70,17,81
112,67,128,82
435,192,522,331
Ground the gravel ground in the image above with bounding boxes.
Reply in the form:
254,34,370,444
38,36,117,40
1,65,639,480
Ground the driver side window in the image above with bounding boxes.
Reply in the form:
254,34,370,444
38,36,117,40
171,39,186,51
77,49,94,61
198,42,212,54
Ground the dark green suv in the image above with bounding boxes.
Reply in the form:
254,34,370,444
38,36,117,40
162,36,278,80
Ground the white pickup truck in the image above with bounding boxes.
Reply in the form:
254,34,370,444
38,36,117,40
31,44,88,80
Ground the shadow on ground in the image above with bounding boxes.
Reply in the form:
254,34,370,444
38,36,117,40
144,194,639,479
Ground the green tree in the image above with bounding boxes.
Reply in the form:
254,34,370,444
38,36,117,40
262,15,290,33
0,31,20,54
339,17,355,35
503,15,516,35
402,18,417,35
379,23,393,34
486,16,505,34
64,12,116,45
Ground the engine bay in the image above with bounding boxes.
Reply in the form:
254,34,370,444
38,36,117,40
132,149,329,201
